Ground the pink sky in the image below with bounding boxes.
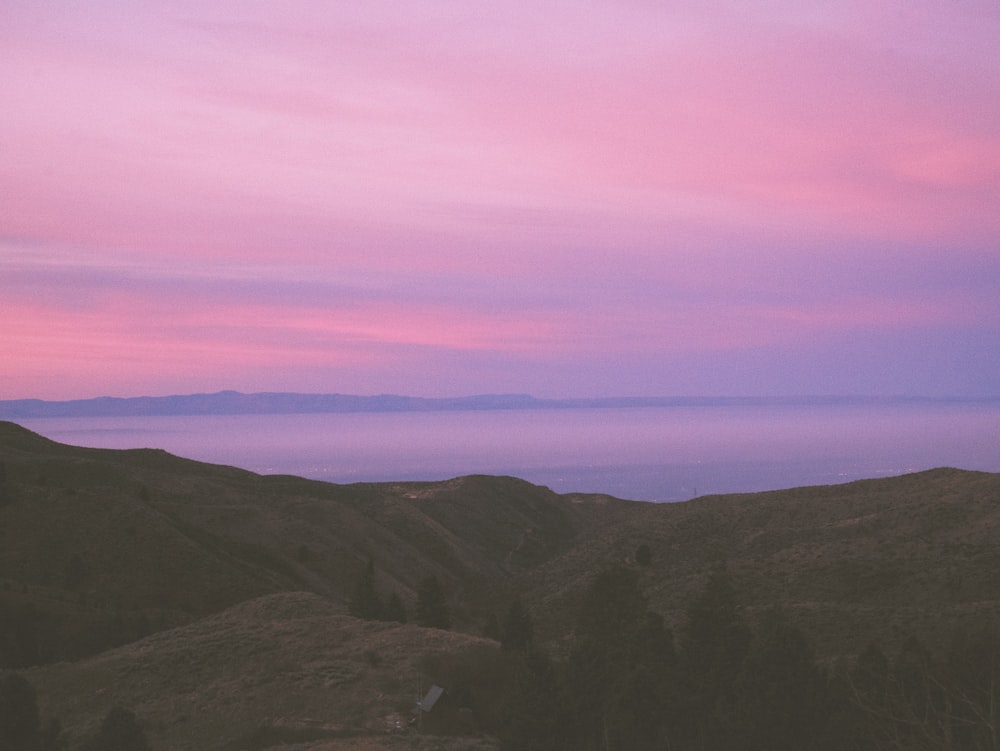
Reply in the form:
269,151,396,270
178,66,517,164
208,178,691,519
2,1,999,400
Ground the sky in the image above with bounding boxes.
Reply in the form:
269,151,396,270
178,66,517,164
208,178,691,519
2,1,999,401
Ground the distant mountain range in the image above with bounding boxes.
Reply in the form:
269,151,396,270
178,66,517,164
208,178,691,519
2,390,995,418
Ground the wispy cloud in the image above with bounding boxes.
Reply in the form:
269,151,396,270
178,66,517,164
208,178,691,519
2,1,998,398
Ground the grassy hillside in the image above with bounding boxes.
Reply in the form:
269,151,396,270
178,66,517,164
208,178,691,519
0,420,623,662
5,420,1000,652
4,420,1000,749
27,591,500,751
4,420,1000,661
519,467,1000,658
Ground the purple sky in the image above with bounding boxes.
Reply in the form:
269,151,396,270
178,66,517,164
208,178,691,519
3,1,999,400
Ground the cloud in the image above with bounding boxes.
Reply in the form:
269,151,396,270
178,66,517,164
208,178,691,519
1,2,998,399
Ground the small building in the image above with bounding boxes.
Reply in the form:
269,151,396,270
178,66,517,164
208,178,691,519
414,684,475,735
417,684,446,714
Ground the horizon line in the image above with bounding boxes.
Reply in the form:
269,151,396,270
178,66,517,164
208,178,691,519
3,390,999,420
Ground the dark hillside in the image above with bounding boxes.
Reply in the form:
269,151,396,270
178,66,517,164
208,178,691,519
523,467,1000,658
4,419,1000,666
26,591,501,751
0,421,622,665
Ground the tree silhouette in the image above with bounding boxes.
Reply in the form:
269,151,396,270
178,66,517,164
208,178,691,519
0,599,41,669
83,706,149,751
499,648,568,751
384,592,407,624
500,598,533,654
735,611,829,751
482,612,500,641
0,672,41,751
348,559,383,621
576,564,648,647
415,575,450,629
564,564,677,750
0,461,9,506
946,625,1000,751
678,564,752,750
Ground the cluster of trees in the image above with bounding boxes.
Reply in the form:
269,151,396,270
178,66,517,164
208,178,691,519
0,461,9,506
0,672,63,751
0,596,41,669
0,590,154,671
0,672,149,751
850,631,1000,751
347,559,407,623
348,560,451,630
425,564,1000,751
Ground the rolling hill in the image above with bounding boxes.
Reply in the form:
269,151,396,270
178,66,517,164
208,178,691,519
0,420,621,635
3,419,1000,749
27,591,499,751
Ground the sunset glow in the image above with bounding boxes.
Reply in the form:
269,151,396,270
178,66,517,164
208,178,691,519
3,1,999,399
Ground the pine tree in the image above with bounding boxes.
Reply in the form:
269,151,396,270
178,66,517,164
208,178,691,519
564,564,677,751
383,592,407,624
348,559,383,620
0,672,41,751
415,575,450,629
499,648,568,751
0,461,9,506
83,707,149,751
735,611,829,751
576,564,648,647
946,625,1000,751
0,599,41,669
839,641,894,751
482,612,501,641
500,598,533,654
678,563,752,750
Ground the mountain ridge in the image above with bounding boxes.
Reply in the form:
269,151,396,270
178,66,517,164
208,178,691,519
4,390,998,418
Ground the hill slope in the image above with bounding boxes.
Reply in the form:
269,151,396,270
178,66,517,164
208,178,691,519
6,421,1000,749
27,591,499,751
520,467,1000,656
0,420,624,664
4,418,1000,665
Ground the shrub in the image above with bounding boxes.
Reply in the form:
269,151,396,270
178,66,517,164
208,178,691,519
83,707,149,751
